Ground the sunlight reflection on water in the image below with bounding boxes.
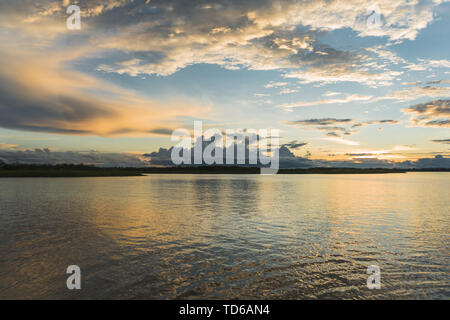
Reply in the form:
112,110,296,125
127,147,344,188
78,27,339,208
0,173,448,299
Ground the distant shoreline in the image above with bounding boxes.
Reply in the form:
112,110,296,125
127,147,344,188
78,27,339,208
0,164,449,177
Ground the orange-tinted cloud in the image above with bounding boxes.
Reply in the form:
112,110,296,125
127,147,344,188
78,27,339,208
403,100,450,128
0,46,210,136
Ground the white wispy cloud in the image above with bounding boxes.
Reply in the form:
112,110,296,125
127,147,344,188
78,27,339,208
322,137,360,146
372,85,450,103
280,94,373,109
404,59,450,71
323,91,343,97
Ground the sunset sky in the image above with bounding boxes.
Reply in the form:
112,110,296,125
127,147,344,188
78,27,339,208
0,0,449,165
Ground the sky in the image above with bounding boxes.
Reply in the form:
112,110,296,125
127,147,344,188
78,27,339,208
0,0,449,166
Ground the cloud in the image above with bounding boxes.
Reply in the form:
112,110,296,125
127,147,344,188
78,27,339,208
142,147,173,166
279,88,298,94
430,139,450,144
0,148,148,167
322,137,360,146
315,126,352,136
366,46,407,65
0,0,448,139
315,155,450,169
3,0,443,85
340,145,415,160
374,85,450,102
402,81,422,86
282,140,308,149
290,117,399,140
0,45,208,136
323,91,342,97
281,94,373,109
283,62,402,87
291,118,354,126
2,145,449,169
414,155,450,168
404,59,450,71
0,143,18,150
351,120,399,128
403,99,450,128
148,128,177,136
101,1,426,83
423,119,450,127
144,138,314,168
426,80,450,85
265,82,289,88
